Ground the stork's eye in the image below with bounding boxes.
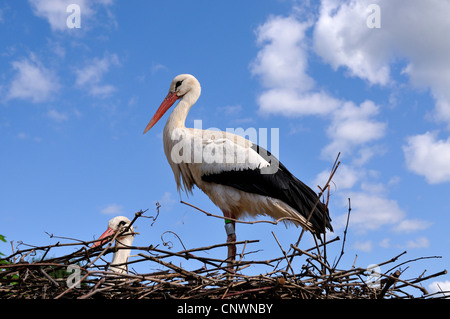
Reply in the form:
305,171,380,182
118,221,127,227
175,80,183,90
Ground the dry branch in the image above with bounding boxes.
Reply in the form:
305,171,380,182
1,208,447,299
1,160,448,299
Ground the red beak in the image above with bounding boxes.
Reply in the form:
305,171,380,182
143,91,179,134
91,227,116,248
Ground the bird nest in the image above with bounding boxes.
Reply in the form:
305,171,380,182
1,157,448,300
1,205,448,300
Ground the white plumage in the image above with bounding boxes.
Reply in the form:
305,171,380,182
92,216,135,274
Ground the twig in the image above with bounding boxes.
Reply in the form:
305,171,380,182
1,200,447,299
333,197,352,270
180,200,310,228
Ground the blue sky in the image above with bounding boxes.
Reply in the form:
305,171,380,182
1,0,450,295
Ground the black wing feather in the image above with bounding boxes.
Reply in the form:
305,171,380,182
201,144,332,234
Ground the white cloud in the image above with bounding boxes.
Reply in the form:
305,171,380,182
313,0,450,124
251,15,341,117
377,236,430,250
315,157,423,235
157,192,176,211
315,163,362,191
335,192,405,232
216,105,242,116
428,280,450,297
352,240,372,252
322,100,387,159
251,13,386,164
151,62,168,74
404,236,430,249
47,109,68,122
251,15,313,90
379,238,391,248
313,0,391,85
352,146,385,167
403,132,450,184
100,203,124,215
28,0,113,32
6,54,59,103
17,132,28,140
16,132,42,142
327,175,431,234
74,53,119,97
257,89,341,117
393,219,432,233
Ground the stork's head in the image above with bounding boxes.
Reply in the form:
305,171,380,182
169,74,200,98
91,216,134,248
143,74,201,134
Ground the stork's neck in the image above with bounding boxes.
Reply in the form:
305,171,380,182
111,234,134,274
164,86,201,132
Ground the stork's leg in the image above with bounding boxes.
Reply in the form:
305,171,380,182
223,211,236,270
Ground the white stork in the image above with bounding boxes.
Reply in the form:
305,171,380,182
143,74,332,266
92,216,135,274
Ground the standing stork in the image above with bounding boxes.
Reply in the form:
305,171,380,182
143,74,332,267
